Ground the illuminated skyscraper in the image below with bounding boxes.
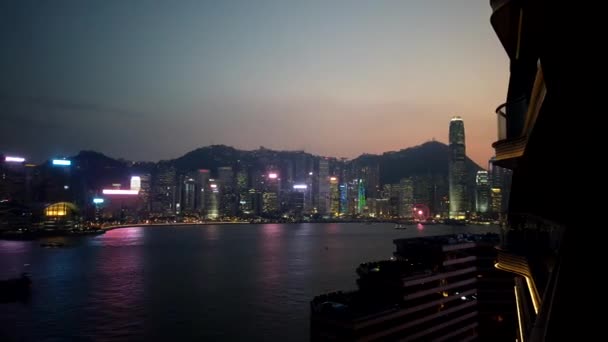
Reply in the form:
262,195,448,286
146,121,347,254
329,176,340,216
206,179,219,219
236,169,249,214
137,173,151,213
152,164,176,215
488,157,512,213
197,169,210,215
490,187,502,215
357,179,366,215
182,177,197,213
449,116,467,219
361,164,380,199
339,183,348,216
263,172,280,214
0,156,27,204
475,171,490,214
317,159,329,214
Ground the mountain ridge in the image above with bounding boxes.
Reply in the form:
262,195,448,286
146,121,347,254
67,140,483,186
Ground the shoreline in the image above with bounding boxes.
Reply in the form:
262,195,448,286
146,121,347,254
2,220,495,240
101,221,252,231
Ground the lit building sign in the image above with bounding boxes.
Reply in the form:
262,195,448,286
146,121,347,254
293,184,308,189
93,198,104,204
268,173,278,179
4,156,25,163
52,159,71,166
102,189,139,195
130,176,141,191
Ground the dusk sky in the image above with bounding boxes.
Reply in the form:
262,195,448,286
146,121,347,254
0,0,508,167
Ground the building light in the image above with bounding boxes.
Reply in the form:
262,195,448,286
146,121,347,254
293,184,307,189
102,189,139,195
268,173,278,179
330,177,337,181
130,176,141,191
52,159,71,166
93,198,104,204
4,156,25,163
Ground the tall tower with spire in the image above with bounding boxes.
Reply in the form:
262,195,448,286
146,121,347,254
449,116,467,219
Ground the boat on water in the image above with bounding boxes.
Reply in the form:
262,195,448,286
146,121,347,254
394,224,408,230
40,242,65,248
0,273,31,303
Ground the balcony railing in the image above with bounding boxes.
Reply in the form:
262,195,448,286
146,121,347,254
498,213,565,303
495,96,528,142
496,103,507,141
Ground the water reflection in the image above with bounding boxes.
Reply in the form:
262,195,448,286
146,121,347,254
0,240,31,253
258,224,284,282
93,227,145,247
326,223,340,234
86,227,145,338
257,224,284,289
203,224,220,240
0,240,32,277
0,223,501,341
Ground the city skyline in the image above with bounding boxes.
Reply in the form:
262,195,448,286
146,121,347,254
1,1,508,166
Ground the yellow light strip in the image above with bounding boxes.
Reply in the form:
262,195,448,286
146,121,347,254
525,277,540,315
494,262,539,314
514,285,525,342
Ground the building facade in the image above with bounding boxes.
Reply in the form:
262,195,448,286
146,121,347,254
449,116,467,219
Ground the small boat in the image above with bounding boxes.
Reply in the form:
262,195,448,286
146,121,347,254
40,242,65,248
394,224,408,230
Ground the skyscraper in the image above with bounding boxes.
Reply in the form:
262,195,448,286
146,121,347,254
488,157,512,214
197,169,210,215
357,179,366,215
217,166,237,216
329,176,339,216
151,164,176,215
475,170,490,214
181,177,197,213
398,178,414,218
449,116,467,219
206,179,219,219
317,159,329,214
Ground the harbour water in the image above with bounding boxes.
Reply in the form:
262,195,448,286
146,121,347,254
0,223,498,341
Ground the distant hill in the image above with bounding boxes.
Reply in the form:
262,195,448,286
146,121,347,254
352,141,483,184
169,145,243,173
71,151,129,191
67,141,483,187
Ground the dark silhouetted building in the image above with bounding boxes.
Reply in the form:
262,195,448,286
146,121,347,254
311,234,514,341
